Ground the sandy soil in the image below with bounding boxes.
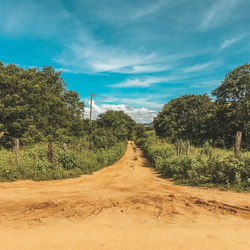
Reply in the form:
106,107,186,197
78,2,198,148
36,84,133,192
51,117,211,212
0,141,250,250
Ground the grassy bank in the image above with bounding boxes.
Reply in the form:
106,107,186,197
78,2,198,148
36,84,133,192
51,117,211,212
0,141,127,182
136,131,250,192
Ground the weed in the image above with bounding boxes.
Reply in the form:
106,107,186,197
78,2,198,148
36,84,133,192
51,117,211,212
0,141,127,182
136,131,250,191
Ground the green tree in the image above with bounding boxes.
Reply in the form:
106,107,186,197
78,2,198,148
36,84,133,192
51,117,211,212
0,62,85,146
153,94,215,145
212,63,250,148
97,110,136,141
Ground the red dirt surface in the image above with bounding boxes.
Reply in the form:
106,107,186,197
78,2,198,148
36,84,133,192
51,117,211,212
0,141,250,249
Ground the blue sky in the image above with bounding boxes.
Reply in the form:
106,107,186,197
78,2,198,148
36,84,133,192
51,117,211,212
0,0,249,123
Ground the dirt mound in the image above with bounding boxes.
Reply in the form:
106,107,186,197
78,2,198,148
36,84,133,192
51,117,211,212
0,141,250,249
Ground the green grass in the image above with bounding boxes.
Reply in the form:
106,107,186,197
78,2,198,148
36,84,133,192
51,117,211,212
136,131,250,192
0,141,127,182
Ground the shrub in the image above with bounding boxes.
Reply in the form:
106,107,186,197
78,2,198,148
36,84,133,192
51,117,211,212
0,141,127,182
137,131,250,191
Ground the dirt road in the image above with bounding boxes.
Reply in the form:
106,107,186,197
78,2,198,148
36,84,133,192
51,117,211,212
0,141,250,250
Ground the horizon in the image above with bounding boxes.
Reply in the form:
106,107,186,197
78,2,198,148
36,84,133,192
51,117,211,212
1,0,249,123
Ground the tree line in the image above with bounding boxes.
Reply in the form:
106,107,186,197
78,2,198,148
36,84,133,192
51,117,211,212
153,63,249,149
0,62,142,148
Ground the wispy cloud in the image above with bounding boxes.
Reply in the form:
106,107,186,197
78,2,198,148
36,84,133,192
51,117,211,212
219,34,246,50
55,34,166,74
89,0,166,22
182,62,213,73
111,76,176,88
220,38,238,50
200,0,239,30
99,95,165,108
125,1,166,20
190,80,220,88
55,33,198,74
131,64,171,74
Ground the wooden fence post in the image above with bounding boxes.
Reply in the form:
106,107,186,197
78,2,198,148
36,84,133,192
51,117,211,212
63,143,67,151
48,142,54,163
234,131,242,158
186,140,190,155
14,139,20,163
0,131,4,139
74,145,79,153
176,140,181,157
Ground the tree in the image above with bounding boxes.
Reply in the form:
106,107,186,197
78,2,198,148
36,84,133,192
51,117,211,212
153,94,215,145
63,90,85,118
96,110,136,141
212,63,250,148
0,62,85,146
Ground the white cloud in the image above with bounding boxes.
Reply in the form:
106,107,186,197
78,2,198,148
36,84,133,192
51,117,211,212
132,64,171,73
220,39,237,50
219,34,246,50
182,62,213,73
200,0,239,30
190,80,220,88
111,76,175,88
129,2,165,20
55,35,176,74
55,35,163,74
84,102,157,123
85,0,166,22
55,27,200,74
100,96,164,109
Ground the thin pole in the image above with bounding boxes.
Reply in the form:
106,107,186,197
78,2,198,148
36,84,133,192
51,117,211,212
14,139,20,163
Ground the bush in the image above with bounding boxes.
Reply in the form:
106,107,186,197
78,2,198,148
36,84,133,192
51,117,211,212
0,141,127,182
58,149,80,170
137,131,250,191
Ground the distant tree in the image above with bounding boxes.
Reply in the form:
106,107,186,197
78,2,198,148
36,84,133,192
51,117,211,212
153,94,215,145
212,63,250,147
96,110,137,141
134,124,146,139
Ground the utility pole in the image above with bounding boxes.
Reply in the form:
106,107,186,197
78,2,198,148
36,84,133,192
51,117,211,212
90,93,95,121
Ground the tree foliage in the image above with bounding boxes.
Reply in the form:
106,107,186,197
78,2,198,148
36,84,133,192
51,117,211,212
96,110,136,141
153,94,214,145
0,62,85,145
212,63,250,147
154,63,250,148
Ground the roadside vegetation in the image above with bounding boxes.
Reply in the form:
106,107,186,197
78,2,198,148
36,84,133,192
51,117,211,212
153,63,249,149
0,61,249,191
0,141,127,181
0,62,141,181
138,63,250,191
136,131,250,191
